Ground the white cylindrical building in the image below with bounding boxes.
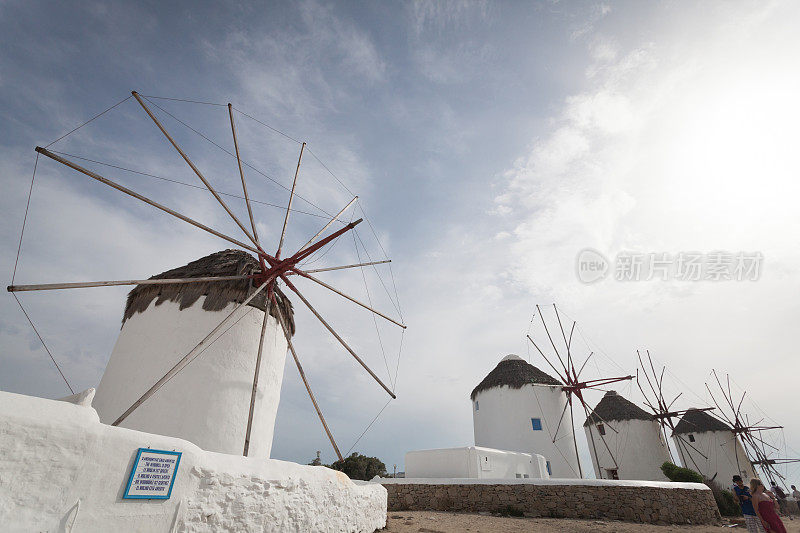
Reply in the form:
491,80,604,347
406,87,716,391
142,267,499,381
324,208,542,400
471,354,580,478
583,390,671,480
92,250,294,457
672,408,755,485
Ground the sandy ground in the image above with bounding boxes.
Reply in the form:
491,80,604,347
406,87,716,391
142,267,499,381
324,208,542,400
383,511,800,532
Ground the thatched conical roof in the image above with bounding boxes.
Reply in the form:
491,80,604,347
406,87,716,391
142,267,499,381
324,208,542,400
672,408,731,435
583,390,653,426
122,249,294,335
470,354,562,400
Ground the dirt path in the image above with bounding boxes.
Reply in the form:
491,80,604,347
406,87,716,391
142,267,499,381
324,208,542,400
384,511,800,532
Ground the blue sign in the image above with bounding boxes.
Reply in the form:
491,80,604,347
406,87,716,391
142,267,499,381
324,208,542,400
123,448,182,500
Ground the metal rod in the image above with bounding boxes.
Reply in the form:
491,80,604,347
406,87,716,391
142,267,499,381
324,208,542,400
298,196,357,252
285,282,396,399
576,351,593,380
536,304,569,376
112,281,270,426
553,304,572,373
35,147,262,255
228,103,259,245
8,275,249,292
243,296,272,456
582,398,620,470
526,335,565,383
299,260,391,274
131,92,262,251
551,398,571,443
295,271,406,329
568,398,583,478
277,142,305,258
274,296,343,461
290,218,363,264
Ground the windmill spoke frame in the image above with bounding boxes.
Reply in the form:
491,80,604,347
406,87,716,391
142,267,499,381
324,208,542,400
527,304,634,479
13,91,406,461
636,350,711,471
705,369,791,487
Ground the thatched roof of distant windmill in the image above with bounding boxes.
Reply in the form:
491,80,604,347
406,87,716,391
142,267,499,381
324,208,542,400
470,354,562,400
123,249,294,335
583,390,653,426
672,408,731,435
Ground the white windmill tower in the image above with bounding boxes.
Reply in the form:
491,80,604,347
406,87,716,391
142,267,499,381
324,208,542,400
91,250,295,457
704,370,797,488
471,354,578,478
583,390,671,481
8,91,406,463
672,408,756,484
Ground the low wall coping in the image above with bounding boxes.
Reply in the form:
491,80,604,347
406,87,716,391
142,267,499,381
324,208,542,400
376,477,710,490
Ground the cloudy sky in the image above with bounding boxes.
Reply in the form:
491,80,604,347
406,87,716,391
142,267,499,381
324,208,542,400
2,0,799,479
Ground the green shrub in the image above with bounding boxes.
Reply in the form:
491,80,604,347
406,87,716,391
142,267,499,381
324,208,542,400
328,452,387,481
661,461,704,483
700,478,740,516
716,488,741,516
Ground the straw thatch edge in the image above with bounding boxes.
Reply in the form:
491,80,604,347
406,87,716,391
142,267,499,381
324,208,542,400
470,357,562,400
122,249,294,335
584,390,654,426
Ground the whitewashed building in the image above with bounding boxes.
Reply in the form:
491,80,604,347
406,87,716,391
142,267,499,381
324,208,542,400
584,390,670,481
93,250,294,457
672,408,756,484
471,354,580,478
405,446,550,480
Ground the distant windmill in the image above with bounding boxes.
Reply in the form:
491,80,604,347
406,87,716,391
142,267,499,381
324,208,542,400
705,370,798,487
526,304,634,479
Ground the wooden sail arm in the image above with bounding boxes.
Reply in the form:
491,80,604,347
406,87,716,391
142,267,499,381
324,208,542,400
131,91,265,255
227,103,259,245
34,147,263,256
273,295,343,462
276,142,305,259
297,196,357,253
8,275,250,292
280,275,396,399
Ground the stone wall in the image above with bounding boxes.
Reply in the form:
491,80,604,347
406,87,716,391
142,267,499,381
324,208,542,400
380,479,720,525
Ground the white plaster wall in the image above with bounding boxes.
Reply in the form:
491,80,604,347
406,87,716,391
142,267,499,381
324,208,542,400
404,446,549,479
93,297,287,458
673,430,756,484
0,391,386,532
584,419,670,480
473,384,580,478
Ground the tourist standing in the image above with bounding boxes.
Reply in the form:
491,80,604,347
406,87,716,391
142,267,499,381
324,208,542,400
792,485,800,513
733,476,766,533
770,482,791,518
752,479,787,533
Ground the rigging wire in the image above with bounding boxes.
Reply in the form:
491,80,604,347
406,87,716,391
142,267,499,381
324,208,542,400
11,154,38,284
10,153,74,394
307,147,356,197
298,208,354,266
232,106,303,145
12,294,74,395
346,398,392,456
47,150,332,220
45,95,133,148
353,224,402,319
140,95,227,107
352,229,393,390
142,96,333,218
